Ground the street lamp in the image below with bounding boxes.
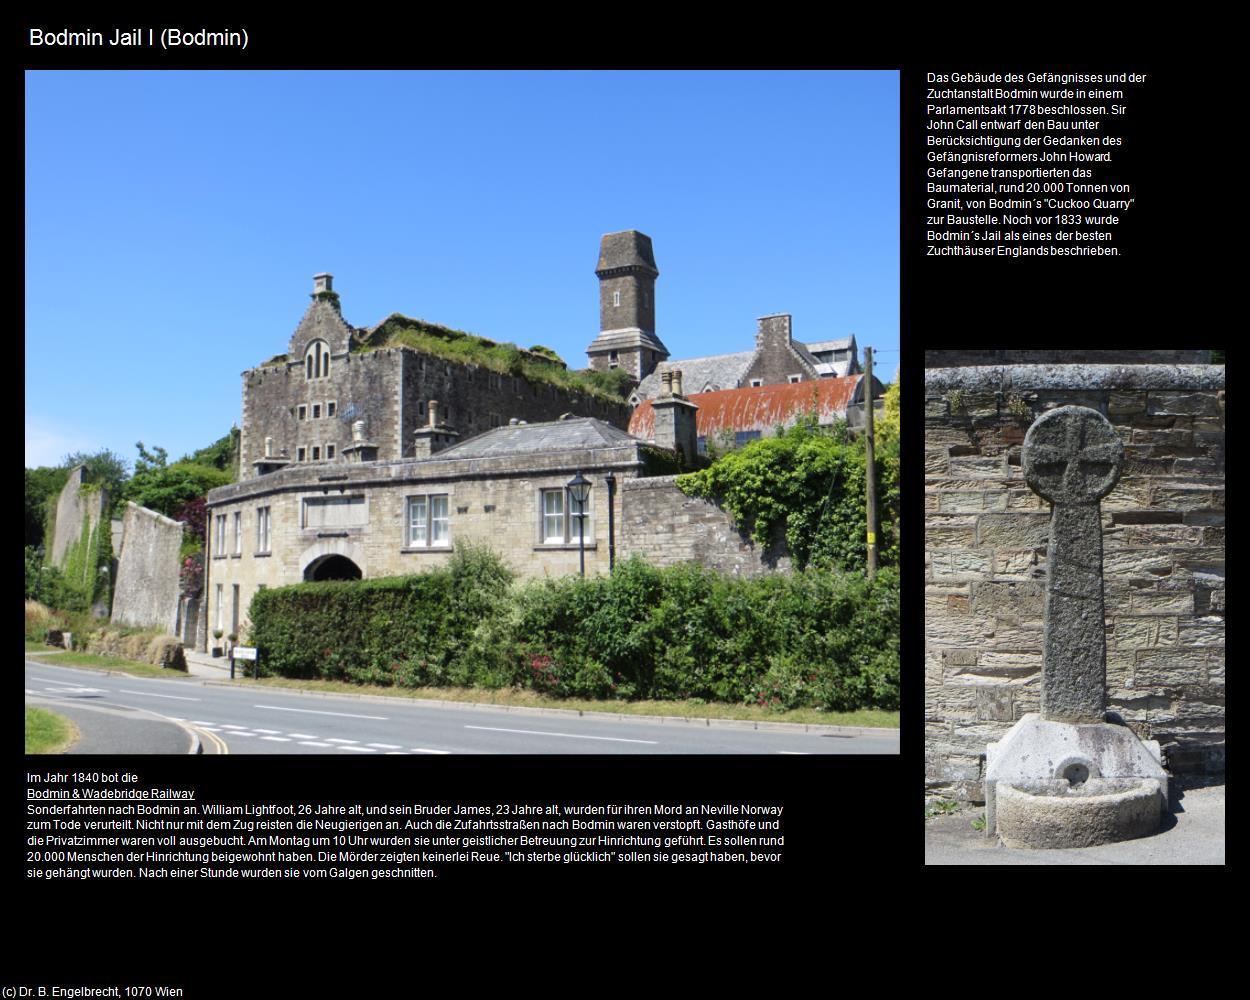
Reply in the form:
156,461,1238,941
567,471,591,577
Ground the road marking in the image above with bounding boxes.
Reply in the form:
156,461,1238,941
254,705,389,720
260,736,291,742
190,721,217,726
325,738,359,744
463,725,658,745
252,728,282,734
366,743,401,749
42,681,100,690
778,751,809,755
220,725,249,730
118,689,200,701
228,731,257,737
287,733,319,739
298,741,333,748
411,748,452,754
43,685,104,694
338,745,376,752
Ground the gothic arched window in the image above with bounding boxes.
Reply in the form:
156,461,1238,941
305,340,330,380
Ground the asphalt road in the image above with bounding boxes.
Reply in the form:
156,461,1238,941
24,659,899,755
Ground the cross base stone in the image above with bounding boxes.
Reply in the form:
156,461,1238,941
984,713,1168,847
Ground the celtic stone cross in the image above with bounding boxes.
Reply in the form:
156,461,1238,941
1021,406,1124,724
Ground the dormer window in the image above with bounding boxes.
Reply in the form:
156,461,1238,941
305,340,330,380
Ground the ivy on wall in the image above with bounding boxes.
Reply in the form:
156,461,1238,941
55,494,112,612
675,419,900,573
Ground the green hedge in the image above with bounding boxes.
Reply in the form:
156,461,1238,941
248,547,899,712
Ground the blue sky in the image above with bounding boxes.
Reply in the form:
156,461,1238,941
25,70,899,469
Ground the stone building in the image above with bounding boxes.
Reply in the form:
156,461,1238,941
629,372,885,454
202,229,872,645
629,315,862,407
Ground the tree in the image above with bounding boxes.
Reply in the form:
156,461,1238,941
121,458,230,518
24,466,70,548
60,449,130,496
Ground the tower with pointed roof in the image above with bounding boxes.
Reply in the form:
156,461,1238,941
585,230,670,381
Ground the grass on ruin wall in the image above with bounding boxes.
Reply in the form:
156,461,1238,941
246,546,899,712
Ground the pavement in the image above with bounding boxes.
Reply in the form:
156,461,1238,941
925,784,1225,864
184,646,242,679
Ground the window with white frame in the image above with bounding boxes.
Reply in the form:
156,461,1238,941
406,494,450,547
232,512,242,555
215,583,223,631
256,506,271,553
215,514,227,554
540,488,587,544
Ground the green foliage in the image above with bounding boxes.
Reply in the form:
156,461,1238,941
25,547,82,611
581,367,637,399
357,314,625,404
313,289,341,312
55,506,112,612
675,420,899,572
178,428,240,477
61,449,130,495
25,466,70,548
121,459,231,518
877,374,900,447
246,553,899,712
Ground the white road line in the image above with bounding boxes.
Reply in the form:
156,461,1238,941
366,743,401,749
260,736,291,742
463,725,659,745
254,705,389,720
411,748,452,755
287,733,319,739
220,725,249,730
325,738,359,744
42,681,98,689
228,731,257,737
298,741,333,748
118,689,200,701
778,751,809,755
338,745,376,752
252,729,282,734
190,721,217,726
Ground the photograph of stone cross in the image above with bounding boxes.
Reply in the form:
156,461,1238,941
984,404,1170,848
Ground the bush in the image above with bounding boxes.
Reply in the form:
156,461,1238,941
245,548,899,711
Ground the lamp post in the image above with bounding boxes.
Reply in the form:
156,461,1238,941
604,471,616,572
567,471,591,577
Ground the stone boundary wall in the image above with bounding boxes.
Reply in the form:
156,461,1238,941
50,466,109,569
925,365,1225,800
619,476,790,575
111,502,184,636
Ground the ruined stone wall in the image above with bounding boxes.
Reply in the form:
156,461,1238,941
925,350,1212,367
925,364,1225,801
50,466,105,568
240,348,631,477
619,476,790,576
111,502,185,635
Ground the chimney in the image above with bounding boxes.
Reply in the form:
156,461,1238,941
264,436,274,458
413,399,459,459
755,313,793,350
671,369,684,397
650,390,698,468
313,273,333,294
352,420,366,443
661,370,673,396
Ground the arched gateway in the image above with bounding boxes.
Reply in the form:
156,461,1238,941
303,554,362,581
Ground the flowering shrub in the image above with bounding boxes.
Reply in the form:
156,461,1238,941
179,553,204,595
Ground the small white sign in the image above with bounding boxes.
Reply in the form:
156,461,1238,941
233,646,258,660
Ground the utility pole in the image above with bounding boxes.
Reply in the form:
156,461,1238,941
864,346,878,580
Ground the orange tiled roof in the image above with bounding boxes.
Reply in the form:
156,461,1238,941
629,376,864,441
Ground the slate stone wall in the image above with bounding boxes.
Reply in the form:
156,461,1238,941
111,502,185,635
619,476,790,575
924,364,1225,800
742,314,815,386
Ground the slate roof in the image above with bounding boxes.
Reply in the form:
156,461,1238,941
629,376,866,441
435,417,641,459
585,327,670,355
634,351,756,401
